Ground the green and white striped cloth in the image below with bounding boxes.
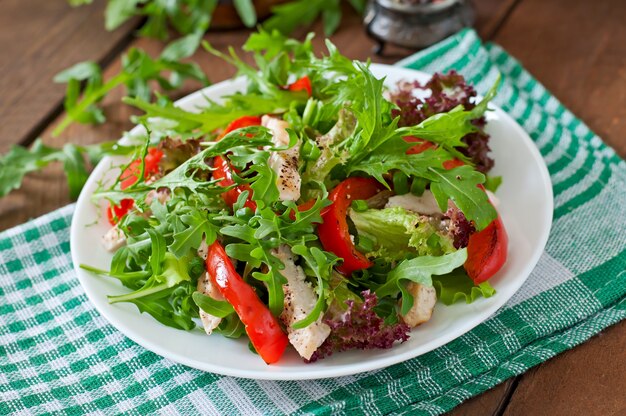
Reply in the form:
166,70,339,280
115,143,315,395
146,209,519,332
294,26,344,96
1,29,625,415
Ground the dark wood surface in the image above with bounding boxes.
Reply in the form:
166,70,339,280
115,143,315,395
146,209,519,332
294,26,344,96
0,0,139,154
1,1,624,414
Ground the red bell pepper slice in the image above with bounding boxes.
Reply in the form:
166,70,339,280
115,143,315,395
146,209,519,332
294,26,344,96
213,115,263,211
218,116,263,140
106,198,135,226
206,241,289,364
318,177,385,275
107,148,163,225
464,213,508,283
405,136,507,281
464,184,508,283
119,147,163,190
404,136,436,155
288,75,312,97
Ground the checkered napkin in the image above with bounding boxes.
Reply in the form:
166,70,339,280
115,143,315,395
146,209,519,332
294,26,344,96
2,29,625,415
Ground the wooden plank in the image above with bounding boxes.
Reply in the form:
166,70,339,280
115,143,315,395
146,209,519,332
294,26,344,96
0,0,139,153
503,320,626,416
492,0,626,157
447,380,516,416
474,0,521,40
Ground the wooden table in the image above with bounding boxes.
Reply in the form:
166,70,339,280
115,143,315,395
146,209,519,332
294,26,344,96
1,1,624,414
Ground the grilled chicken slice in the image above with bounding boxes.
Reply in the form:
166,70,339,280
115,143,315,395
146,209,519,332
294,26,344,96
144,188,171,206
197,271,225,335
262,115,301,201
401,282,437,327
102,225,126,252
273,245,331,360
385,191,442,216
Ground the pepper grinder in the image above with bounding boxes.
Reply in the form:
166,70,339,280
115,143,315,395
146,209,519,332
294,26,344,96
364,0,475,55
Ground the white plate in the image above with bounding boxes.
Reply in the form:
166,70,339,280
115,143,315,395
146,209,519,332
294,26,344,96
70,64,553,380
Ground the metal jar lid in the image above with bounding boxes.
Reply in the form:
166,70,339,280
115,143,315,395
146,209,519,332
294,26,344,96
364,0,474,54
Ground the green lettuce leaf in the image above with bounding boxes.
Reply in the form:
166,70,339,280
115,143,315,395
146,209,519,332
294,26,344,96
350,206,456,260
432,268,496,305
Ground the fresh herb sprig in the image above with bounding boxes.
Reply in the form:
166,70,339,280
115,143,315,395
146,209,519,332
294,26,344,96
70,0,366,38
0,139,138,199
53,46,209,136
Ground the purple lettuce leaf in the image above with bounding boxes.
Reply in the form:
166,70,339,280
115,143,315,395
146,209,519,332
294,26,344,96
390,71,494,173
306,290,410,362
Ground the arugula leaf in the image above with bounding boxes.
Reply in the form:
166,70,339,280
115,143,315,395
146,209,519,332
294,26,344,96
54,60,101,84
348,147,448,185
160,30,205,62
170,208,218,258
264,0,327,35
345,62,400,161
322,2,342,36
484,175,503,193
227,148,280,207
147,229,166,275
108,252,192,302
398,106,477,149
220,218,287,317
214,314,246,338
61,144,90,199
105,0,141,30
263,0,363,36
192,291,235,318
346,0,367,13
243,29,293,60
0,139,137,199
219,192,330,317
233,0,257,27
432,268,496,305
251,265,288,317
94,126,273,205
53,47,209,136
376,249,468,315
0,141,61,198
115,282,198,330
80,259,150,290
104,249,199,330
428,165,497,230
290,245,338,329
125,89,302,135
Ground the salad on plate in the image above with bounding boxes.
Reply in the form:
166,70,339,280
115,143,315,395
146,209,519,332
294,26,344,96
83,30,507,364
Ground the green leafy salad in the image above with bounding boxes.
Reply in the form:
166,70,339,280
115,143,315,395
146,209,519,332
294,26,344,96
82,30,507,364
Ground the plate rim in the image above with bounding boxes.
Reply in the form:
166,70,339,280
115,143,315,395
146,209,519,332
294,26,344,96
70,63,554,380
